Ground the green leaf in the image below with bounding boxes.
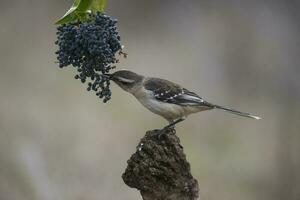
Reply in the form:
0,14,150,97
55,0,106,25
77,0,93,11
55,0,93,24
91,0,106,12
55,8,77,24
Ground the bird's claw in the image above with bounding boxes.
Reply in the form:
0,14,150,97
151,127,176,140
163,127,176,135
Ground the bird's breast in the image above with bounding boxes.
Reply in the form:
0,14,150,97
133,88,187,120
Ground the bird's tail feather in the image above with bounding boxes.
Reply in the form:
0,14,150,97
213,104,261,120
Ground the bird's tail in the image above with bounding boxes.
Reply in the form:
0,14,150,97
213,104,261,120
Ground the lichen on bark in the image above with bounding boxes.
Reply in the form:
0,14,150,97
122,129,199,200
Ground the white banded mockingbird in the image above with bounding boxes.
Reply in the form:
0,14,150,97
109,70,260,130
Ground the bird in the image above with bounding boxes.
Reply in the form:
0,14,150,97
108,70,261,131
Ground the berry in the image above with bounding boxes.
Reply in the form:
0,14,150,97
55,12,122,102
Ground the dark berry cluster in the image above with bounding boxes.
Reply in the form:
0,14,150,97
55,12,122,102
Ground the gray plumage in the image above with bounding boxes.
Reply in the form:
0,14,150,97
144,78,208,106
111,70,261,127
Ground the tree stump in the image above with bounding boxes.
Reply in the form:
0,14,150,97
122,129,199,200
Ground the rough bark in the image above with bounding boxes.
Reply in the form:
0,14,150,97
122,129,199,200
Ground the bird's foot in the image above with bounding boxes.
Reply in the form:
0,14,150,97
162,126,176,135
151,127,176,140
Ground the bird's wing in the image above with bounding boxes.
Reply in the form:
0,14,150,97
144,78,213,107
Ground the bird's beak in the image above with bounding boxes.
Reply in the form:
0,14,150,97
102,74,112,80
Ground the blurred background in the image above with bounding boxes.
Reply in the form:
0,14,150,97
0,0,300,199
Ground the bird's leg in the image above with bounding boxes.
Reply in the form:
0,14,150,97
162,118,185,133
152,118,185,140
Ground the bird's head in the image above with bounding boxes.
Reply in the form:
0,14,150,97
109,70,144,93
